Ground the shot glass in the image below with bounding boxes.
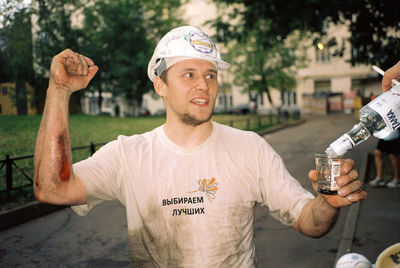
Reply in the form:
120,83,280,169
315,153,342,195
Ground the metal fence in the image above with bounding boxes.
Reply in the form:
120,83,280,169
223,112,291,130
0,142,106,197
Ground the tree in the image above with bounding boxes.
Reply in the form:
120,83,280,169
0,0,34,114
80,0,184,115
212,0,400,70
209,2,308,106
33,0,84,113
332,0,400,69
80,0,152,115
228,30,309,106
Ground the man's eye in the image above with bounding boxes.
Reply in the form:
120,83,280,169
184,73,193,78
206,74,216,79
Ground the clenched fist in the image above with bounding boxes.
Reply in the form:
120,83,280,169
49,49,99,94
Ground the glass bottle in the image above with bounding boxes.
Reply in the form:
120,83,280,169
326,85,400,156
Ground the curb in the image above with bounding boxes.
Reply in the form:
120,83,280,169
334,151,369,265
257,119,306,136
0,200,66,231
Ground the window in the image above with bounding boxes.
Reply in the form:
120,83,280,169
218,95,224,105
351,78,363,91
218,93,233,107
281,91,297,106
314,80,331,93
104,97,111,108
2,86,7,94
316,45,330,63
218,83,232,107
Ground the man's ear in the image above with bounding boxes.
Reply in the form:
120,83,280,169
153,76,167,97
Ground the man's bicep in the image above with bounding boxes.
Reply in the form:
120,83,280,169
69,140,124,215
258,141,314,226
65,172,88,205
71,139,124,204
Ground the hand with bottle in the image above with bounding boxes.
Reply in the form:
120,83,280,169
382,61,400,91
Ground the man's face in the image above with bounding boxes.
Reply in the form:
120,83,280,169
160,59,218,126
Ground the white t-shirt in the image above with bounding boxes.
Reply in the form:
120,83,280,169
72,122,314,267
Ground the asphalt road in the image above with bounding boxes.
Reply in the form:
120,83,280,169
254,113,375,267
0,113,376,267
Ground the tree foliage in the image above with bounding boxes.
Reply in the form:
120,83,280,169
32,0,84,113
0,1,33,82
80,0,184,112
212,0,400,69
334,0,400,69
0,0,34,114
224,28,308,106
10,0,183,114
209,2,309,106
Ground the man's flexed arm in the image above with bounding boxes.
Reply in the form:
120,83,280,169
34,49,98,205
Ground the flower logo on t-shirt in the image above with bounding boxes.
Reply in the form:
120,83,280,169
189,177,218,201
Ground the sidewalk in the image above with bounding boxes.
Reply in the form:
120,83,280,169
254,113,377,267
351,153,400,265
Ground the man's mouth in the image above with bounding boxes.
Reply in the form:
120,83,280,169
191,98,208,105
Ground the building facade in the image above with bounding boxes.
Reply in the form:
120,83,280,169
0,82,37,116
295,23,381,115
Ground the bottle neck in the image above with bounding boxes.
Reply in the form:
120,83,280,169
326,122,371,155
347,122,371,146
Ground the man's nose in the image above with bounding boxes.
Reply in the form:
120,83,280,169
195,76,209,91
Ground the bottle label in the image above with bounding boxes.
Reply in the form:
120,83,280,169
368,89,400,134
330,160,341,190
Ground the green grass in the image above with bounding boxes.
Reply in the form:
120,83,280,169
0,114,165,158
0,113,283,210
0,113,280,158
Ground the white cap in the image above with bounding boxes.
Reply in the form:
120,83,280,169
327,133,354,156
147,26,230,81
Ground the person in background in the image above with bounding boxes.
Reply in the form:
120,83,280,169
369,129,400,188
371,61,400,188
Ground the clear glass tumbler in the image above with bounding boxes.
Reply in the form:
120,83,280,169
315,153,342,195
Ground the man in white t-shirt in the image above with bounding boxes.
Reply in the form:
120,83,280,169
34,26,367,267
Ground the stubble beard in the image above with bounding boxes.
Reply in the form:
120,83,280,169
179,111,214,126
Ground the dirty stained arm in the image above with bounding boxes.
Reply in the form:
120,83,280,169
34,49,98,205
294,194,339,238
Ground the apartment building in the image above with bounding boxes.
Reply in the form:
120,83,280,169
295,23,381,115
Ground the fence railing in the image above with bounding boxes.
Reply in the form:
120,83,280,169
0,113,298,197
222,112,294,130
0,142,106,197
